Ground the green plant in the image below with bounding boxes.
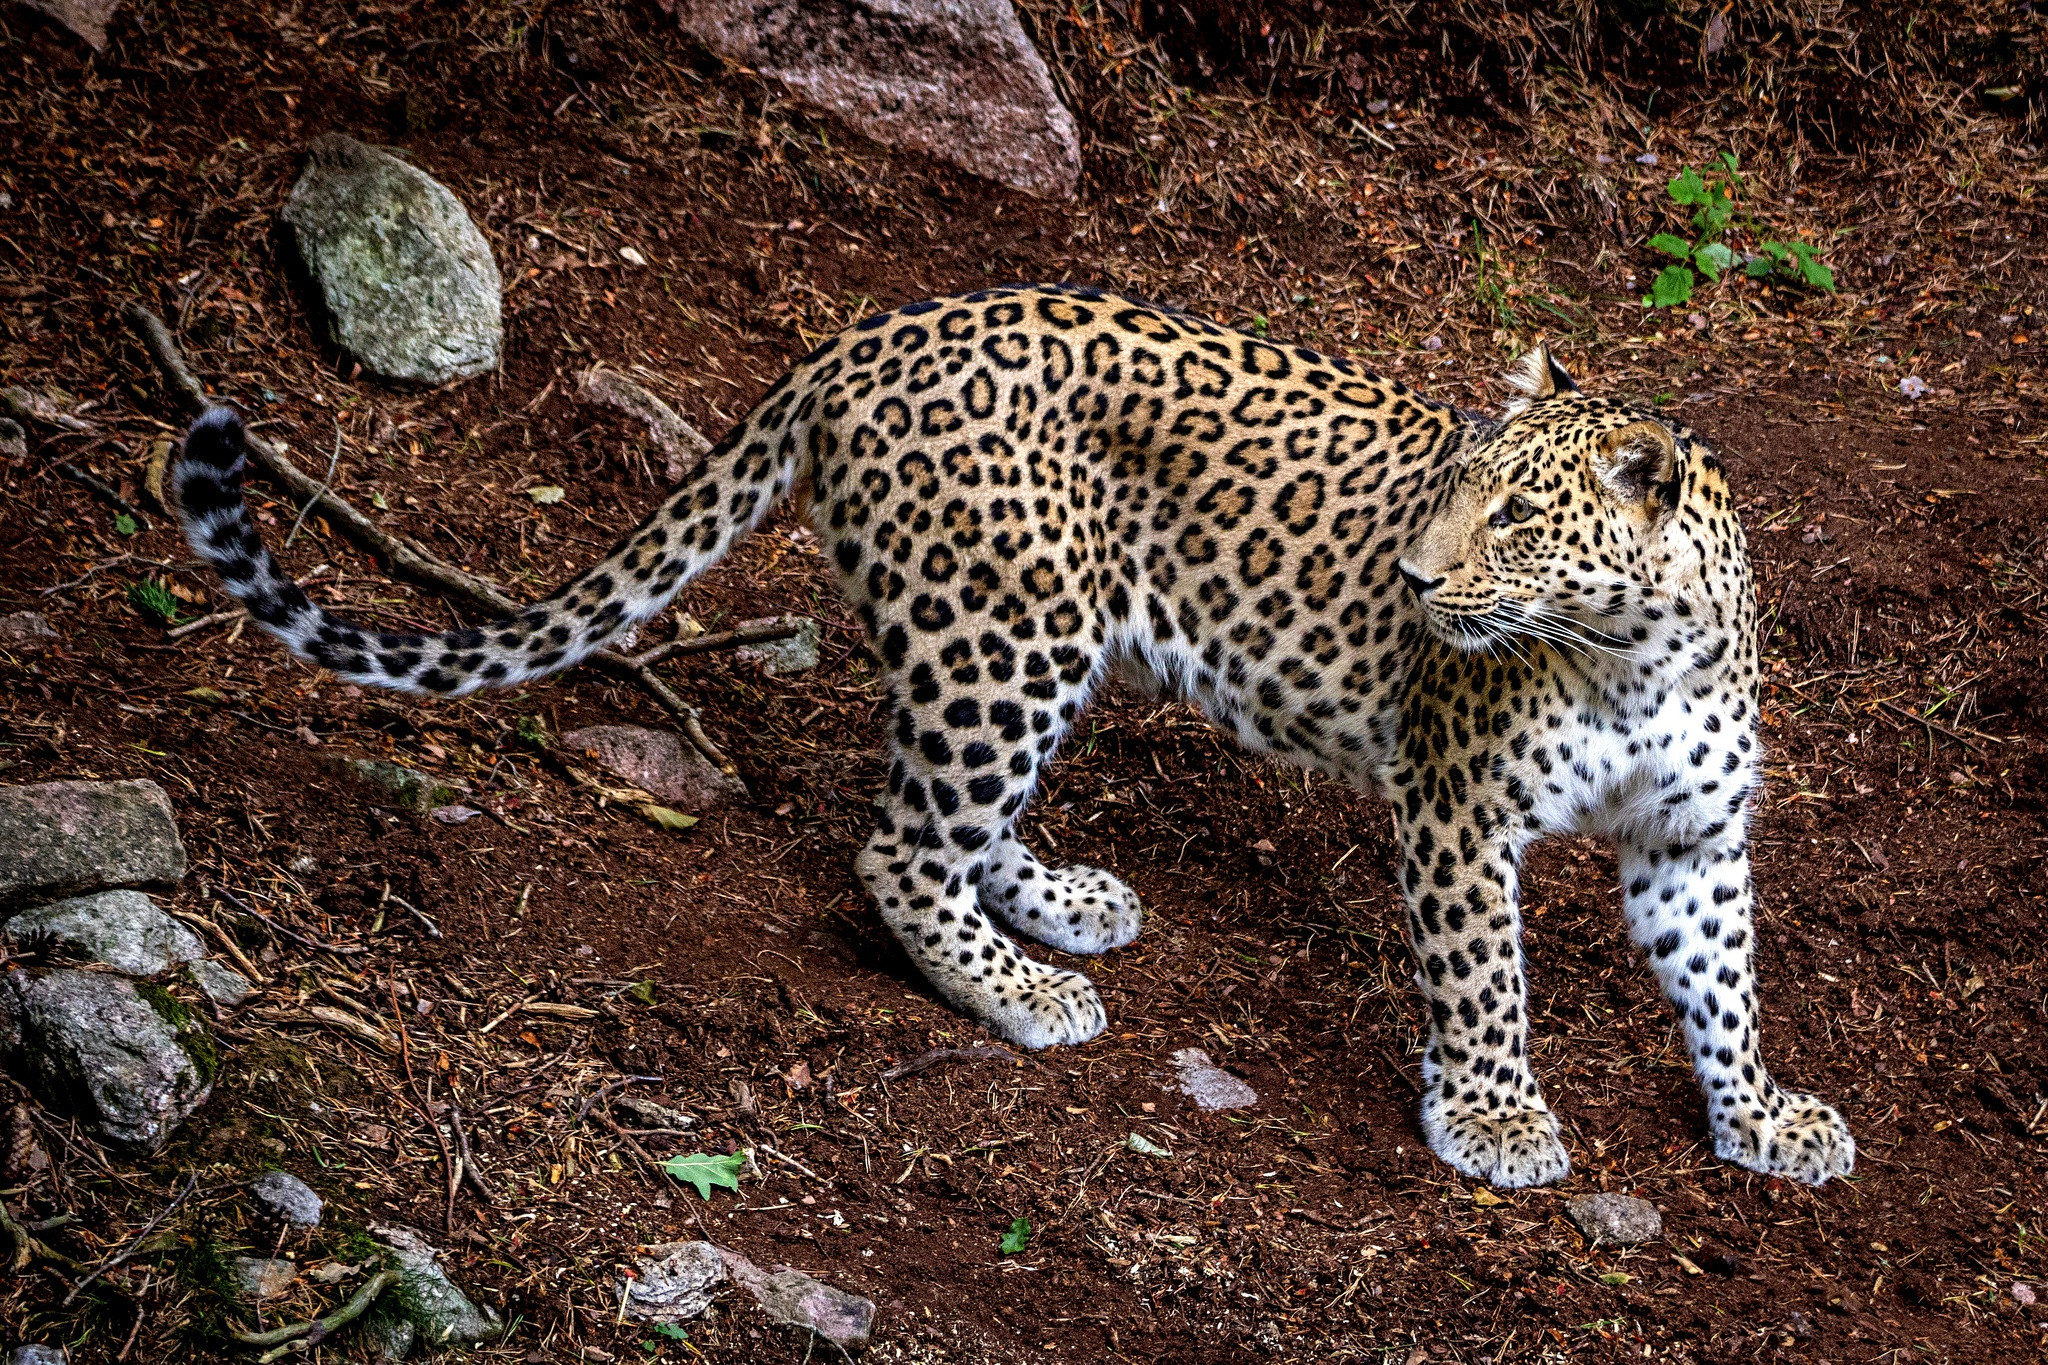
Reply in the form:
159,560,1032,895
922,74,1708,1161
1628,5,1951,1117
662,1151,746,1199
1643,154,1835,307
999,1216,1032,1255
113,512,139,536
127,578,182,624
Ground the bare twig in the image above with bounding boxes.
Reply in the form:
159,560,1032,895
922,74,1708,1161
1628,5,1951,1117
213,885,367,957
65,1171,197,1305
1,384,94,433
53,460,151,529
379,885,443,939
283,427,343,549
164,607,247,641
879,1044,1041,1082
625,616,803,669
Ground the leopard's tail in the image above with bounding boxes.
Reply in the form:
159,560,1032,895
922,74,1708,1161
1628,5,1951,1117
173,373,812,697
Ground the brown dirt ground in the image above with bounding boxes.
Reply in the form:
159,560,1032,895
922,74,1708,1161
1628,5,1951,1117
2,2,2046,1362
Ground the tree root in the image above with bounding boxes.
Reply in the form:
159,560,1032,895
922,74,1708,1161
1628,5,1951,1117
231,1267,401,1361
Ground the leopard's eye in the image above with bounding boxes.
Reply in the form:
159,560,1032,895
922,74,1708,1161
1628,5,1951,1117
1490,494,1538,528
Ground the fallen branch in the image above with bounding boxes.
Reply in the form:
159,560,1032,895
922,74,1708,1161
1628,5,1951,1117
53,460,151,530
625,616,803,669
231,1267,400,1361
121,303,752,779
577,365,712,482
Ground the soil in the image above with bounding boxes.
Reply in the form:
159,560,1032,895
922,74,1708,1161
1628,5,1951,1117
1,2,2045,1362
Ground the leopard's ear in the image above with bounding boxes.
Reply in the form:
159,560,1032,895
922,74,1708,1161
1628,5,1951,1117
1594,419,1680,508
1503,344,1577,405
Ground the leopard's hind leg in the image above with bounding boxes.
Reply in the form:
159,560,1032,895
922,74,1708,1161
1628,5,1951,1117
854,635,1113,1049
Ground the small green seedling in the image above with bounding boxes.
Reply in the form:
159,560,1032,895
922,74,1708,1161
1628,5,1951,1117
1000,1216,1032,1255
662,1151,746,1199
127,578,181,624
1643,153,1834,307
113,513,139,536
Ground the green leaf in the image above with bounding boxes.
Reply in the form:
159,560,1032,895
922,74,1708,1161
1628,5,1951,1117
652,1323,689,1341
526,485,566,505
1666,167,1711,206
1250,315,1269,334
371,491,388,510
1718,150,1742,177
1798,256,1836,291
627,979,658,1006
1000,1216,1032,1255
662,1151,746,1199
516,715,550,747
1600,1271,1632,1286
1646,233,1693,261
1694,242,1736,282
1645,265,1694,308
183,686,230,705
1744,254,1773,278
1695,199,1734,238
639,804,700,832
113,513,139,536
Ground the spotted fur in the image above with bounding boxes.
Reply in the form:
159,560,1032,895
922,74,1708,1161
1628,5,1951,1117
175,283,1853,1188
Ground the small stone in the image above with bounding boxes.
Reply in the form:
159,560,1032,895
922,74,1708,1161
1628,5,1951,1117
325,757,464,813
719,1246,875,1349
612,1094,697,1131
1899,375,1929,400
0,611,58,653
361,1308,415,1364
282,134,503,384
623,1241,726,1324
5,890,205,977
0,779,189,913
733,616,822,676
9,1347,69,1365
0,968,213,1153
1169,1048,1258,1112
562,726,742,815
249,1170,324,1230
188,959,255,1007
2014,1282,2038,1307
371,1223,501,1347
231,1255,299,1301
1565,1192,1664,1246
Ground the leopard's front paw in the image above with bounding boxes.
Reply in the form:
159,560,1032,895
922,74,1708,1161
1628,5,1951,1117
1716,1091,1855,1185
1423,1105,1572,1188
968,963,1108,1050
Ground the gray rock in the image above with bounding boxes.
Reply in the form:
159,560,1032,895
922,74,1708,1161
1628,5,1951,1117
20,0,120,49
10,1346,69,1365
0,418,24,463
231,1255,299,1301
0,779,188,913
282,134,503,384
1169,1047,1258,1112
613,1093,697,1131
672,0,1079,198
1565,1192,1664,1246
250,1170,324,1230
0,611,58,653
5,890,205,977
371,1223,501,1348
325,756,464,813
624,1240,727,1324
562,725,742,815
734,615,822,676
361,1308,415,1363
0,968,213,1153
188,959,255,1007
720,1246,875,1349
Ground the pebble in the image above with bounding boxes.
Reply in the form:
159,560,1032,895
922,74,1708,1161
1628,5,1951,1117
1169,1048,1258,1111
1564,1191,1663,1245
0,611,57,653
231,1255,299,1301
249,1170,324,1230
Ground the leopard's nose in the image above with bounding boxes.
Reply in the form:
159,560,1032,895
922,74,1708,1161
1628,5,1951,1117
1398,560,1445,598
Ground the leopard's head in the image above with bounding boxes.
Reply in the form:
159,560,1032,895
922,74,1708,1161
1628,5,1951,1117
1398,347,1732,655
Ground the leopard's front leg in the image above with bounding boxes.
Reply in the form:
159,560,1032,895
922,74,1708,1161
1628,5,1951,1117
1392,804,1570,1188
1618,831,1854,1184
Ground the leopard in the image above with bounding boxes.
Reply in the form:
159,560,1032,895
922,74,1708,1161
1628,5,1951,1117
174,282,1855,1188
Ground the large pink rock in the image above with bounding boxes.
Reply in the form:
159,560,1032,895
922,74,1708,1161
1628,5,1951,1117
668,0,1080,198
563,725,743,814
